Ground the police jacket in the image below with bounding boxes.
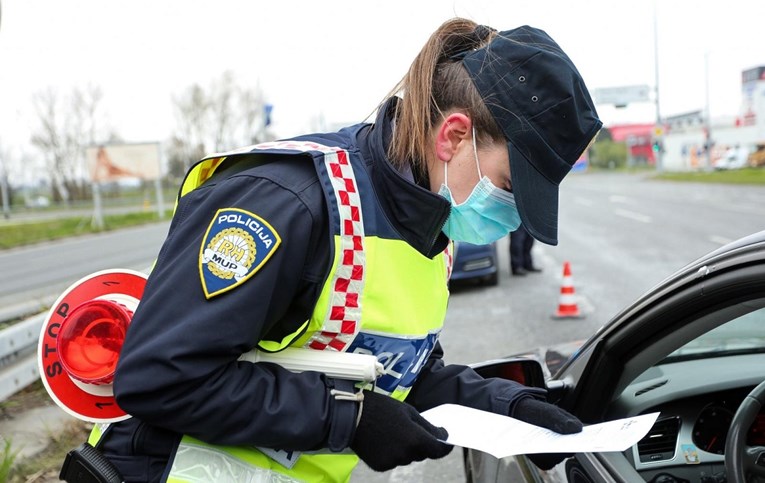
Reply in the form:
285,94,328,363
105,98,544,481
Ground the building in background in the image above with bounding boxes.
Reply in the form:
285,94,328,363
608,123,656,166
658,66,765,171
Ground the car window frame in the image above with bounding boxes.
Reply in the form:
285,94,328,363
560,242,765,424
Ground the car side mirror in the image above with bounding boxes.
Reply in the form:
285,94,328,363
470,357,546,389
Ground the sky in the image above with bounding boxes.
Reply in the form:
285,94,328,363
1,0,764,178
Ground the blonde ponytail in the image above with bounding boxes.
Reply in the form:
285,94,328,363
385,18,503,176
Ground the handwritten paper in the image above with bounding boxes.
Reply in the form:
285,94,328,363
421,404,659,459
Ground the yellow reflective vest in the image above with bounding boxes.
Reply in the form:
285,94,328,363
93,134,452,483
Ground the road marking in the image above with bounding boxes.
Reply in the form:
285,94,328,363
575,197,594,207
709,235,732,245
609,195,629,204
613,208,652,223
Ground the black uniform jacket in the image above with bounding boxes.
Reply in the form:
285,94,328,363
105,98,544,481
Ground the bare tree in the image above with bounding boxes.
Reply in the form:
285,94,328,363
209,70,237,152
172,83,211,172
31,88,77,203
170,71,270,169
238,82,268,145
30,84,113,202
165,135,206,181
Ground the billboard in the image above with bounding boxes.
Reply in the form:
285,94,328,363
85,143,160,182
741,65,765,127
592,85,651,108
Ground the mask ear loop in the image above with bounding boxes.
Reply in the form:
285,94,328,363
472,126,483,179
443,156,448,189
444,124,481,191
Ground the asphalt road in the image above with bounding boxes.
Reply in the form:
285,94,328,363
0,222,170,310
2,171,764,481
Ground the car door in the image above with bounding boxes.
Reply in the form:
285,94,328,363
547,232,765,482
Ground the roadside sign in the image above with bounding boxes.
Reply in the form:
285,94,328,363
592,85,651,107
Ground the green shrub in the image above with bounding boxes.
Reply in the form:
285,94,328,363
589,140,627,169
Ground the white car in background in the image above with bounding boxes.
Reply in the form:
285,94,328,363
714,146,750,170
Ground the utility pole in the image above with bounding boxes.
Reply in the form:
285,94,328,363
0,159,9,220
0,0,9,219
704,51,713,171
653,0,664,173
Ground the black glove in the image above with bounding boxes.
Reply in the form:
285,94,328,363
350,390,453,472
511,397,583,470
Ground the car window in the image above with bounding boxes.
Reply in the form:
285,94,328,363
661,300,765,364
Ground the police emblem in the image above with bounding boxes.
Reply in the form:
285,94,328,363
199,208,281,298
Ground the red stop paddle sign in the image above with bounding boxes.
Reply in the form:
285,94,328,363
37,269,147,423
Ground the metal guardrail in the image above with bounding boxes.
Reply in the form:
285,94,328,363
0,267,151,403
0,310,47,402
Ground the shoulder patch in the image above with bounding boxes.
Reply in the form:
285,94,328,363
199,208,282,299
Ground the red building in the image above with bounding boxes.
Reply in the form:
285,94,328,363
607,123,656,165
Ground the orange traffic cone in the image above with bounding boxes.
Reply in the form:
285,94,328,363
552,261,584,319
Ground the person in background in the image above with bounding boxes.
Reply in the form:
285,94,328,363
510,222,542,276
70,18,601,483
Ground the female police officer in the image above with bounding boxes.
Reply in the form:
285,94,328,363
91,18,602,482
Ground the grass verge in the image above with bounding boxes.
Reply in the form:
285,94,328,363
1,381,92,482
0,211,163,250
5,420,91,483
651,167,765,185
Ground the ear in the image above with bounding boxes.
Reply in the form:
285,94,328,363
434,112,473,162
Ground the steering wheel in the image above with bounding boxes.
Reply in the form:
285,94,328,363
725,380,765,482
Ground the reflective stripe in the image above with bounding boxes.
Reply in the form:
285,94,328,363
444,241,454,279
303,148,365,352
292,236,448,402
168,441,303,483
169,436,358,483
346,329,440,395
250,141,366,353
87,423,109,446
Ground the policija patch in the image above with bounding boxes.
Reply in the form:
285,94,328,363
199,208,281,298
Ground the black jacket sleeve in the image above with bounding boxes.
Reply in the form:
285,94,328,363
114,158,358,452
405,341,547,416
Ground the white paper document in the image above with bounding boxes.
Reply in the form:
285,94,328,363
421,404,659,459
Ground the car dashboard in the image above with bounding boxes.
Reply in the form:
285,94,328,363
611,353,765,482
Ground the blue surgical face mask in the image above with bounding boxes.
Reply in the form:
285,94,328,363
438,128,522,245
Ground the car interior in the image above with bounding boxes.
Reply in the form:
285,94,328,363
465,241,765,483
554,252,765,483
611,299,765,482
